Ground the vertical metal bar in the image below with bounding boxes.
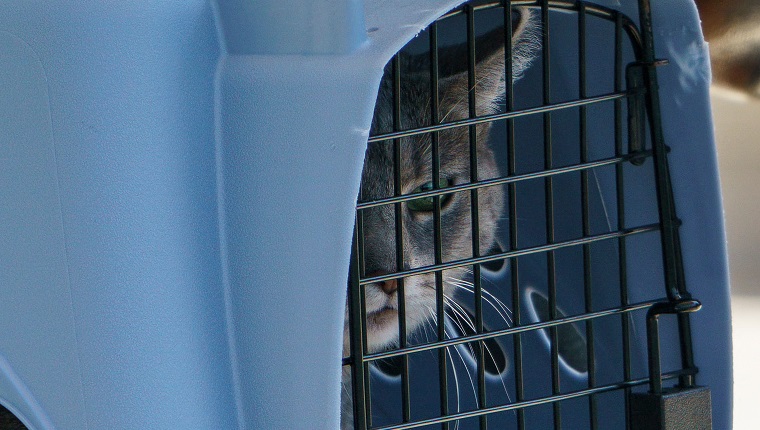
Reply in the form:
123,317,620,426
577,4,597,430
636,1,681,303
676,310,696,388
358,192,367,280
358,209,374,427
636,0,697,390
672,191,696,387
350,220,368,430
614,12,633,429
465,6,487,429
646,316,663,395
504,3,526,429
430,21,451,430
540,1,561,428
666,104,696,389
392,54,412,423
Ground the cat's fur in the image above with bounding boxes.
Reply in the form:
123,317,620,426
341,8,540,428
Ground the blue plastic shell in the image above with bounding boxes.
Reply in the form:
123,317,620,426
0,1,730,429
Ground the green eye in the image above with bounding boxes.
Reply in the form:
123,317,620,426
407,178,453,212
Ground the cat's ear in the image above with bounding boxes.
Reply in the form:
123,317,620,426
438,8,539,119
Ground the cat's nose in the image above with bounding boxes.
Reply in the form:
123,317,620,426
379,279,398,295
366,271,399,295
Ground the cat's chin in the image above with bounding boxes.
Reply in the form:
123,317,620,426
365,307,401,353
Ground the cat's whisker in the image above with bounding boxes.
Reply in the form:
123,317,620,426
440,69,511,122
442,298,486,377
496,215,531,222
442,293,478,329
443,306,478,359
443,280,514,407
441,295,514,410
427,308,462,429
449,331,479,408
423,305,444,343
421,311,443,361
456,285,514,326
457,266,502,287
442,297,471,322
437,308,476,407
442,296,478,334
439,96,466,123
420,312,432,344
481,339,514,408
440,286,498,331
342,370,352,397
457,267,505,289
445,278,514,327
433,300,513,414
445,275,513,319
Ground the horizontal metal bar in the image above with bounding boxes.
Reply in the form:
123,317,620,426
360,223,659,285
370,368,696,430
357,150,652,209
367,92,627,143
364,299,658,361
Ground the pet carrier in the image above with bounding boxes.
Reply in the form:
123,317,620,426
0,1,730,429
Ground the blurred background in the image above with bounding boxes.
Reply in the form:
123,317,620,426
690,1,760,426
711,89,759,430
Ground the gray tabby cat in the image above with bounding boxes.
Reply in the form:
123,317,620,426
341,8,539,428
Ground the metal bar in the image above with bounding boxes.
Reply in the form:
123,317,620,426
364,365,373,429
350,222,368,430
637,0,699,393
360,224,660,285
370,369,696,430
644,300,702,395
677,311,696,388
392,54,412,424
636,0,681,302
504,2,526,428
464,6,487,428
357,208,374,427
357,151,653,209
646,315,663,394
613,10,634,430
365,299,663,361
368,92,628,143
577,4,598,429
539,2,561,427
429,21,450,430
672,178,696,387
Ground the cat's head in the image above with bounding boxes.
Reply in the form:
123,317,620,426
353,8,540,354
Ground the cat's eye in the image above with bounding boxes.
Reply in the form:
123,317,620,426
406,178,453,212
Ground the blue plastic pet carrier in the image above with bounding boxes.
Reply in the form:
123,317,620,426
0,1,731,429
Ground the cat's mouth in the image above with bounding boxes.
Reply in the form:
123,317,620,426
367,305,396,318
366,306,398,327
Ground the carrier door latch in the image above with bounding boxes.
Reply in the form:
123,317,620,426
626,60,669,165
629,299,712,430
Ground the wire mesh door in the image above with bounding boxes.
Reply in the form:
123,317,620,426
345,1,703,429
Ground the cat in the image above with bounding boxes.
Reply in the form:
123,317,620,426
341,7,540,429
